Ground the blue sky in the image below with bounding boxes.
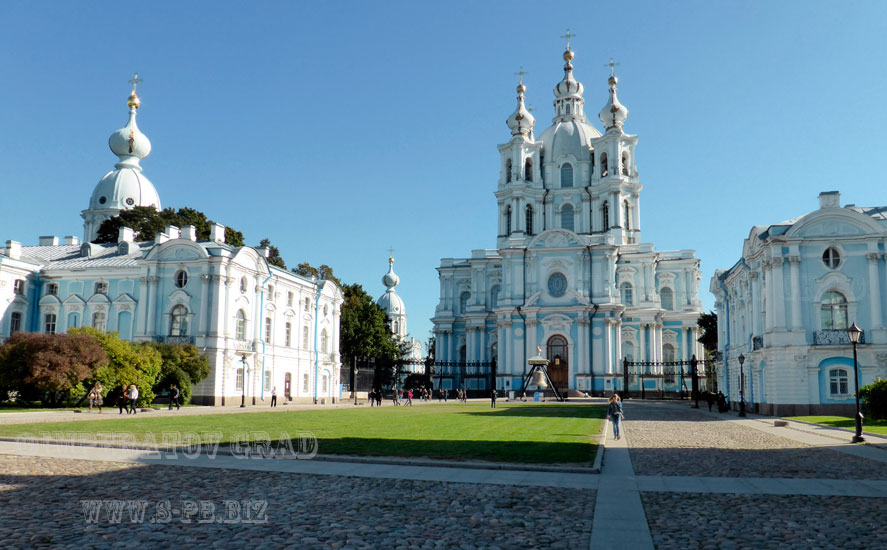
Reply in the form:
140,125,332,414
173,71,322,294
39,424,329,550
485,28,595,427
2,1,887,345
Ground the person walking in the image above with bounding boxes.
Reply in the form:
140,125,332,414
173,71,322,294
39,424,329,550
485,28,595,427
88,383,103,413
406,389,413,406
127,384,139,415
113,384,127,414
270,386,278,408
168,384,180,411
392,389,399,406
490,388,497,408
607,394,624,440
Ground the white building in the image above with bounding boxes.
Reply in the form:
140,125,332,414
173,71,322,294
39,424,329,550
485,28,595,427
711,191,887,416
432,45,703,395
376,256,424,366
0,79,343,406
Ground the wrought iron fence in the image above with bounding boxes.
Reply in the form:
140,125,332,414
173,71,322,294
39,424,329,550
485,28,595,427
620,356,717,400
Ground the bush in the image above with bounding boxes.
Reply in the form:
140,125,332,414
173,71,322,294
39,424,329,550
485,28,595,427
860,378,887,420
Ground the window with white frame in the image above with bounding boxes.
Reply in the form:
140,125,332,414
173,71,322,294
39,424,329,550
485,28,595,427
170,305,188,336
304,297,310,312
267,285,274,301
459,292,470,315
94,282,108,294
240,277,248,294
663,343,676,383
620,282,634,306
265,317,272,344
820,291,848,330
236,367,244,391
44,313,57,334
321,329,328,353
322,374,329,393
505,158,513,183
285,322,292,347
264,370,271,390
175,270,188,288
46,283,58,296
561,163,574,188
10,311,22,333
303,373,309,393
622,341,635,362
829,368,849,396
235,310,247,340
561,204,574,231
13,279,25,295
660,287,674,311
303,325,309,348
822,247,841,270
92,311,106,332
287,291,293,306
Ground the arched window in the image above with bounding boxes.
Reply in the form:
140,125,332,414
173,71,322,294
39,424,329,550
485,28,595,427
829,368,849,396
526,205,534,235
321,329,329,353
525,158,533,181
44,313,57,334
624,200,631,231
505,206,512,235
490,285,501,309
459,292,470,314
660,287,674,311
265,317,272,344
602,201,609,230
565,103,571,115
505,158,512,183
622,152,629,176
620,282,633,306
820,291,848,330
285,321,292,347
561,163,574,188
92,311,106,332
175,270,188,288
235,310,246,340
622,342,635,362
10,311,22,333
303,325,310,348
600,153,609,177
170,305,188,336
561,204,574,231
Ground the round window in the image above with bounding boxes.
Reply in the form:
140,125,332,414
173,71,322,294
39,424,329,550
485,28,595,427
822,247,841,269
125,198,135,206
175,270,188,288
548,273,568,297
98,196,107,204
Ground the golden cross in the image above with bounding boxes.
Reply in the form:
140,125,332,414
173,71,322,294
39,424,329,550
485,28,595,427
605,58,620,77
560,29,576,50
514,67,528,84
128,72,143,94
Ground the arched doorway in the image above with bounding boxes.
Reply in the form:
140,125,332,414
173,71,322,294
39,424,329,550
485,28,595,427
547,335,569,390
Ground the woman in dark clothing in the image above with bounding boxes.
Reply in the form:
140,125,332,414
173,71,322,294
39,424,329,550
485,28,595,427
607,394,624,440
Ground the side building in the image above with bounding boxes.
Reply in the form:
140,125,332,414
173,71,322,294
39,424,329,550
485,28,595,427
0,80,343,406
711,191,887,415
432,45,703,396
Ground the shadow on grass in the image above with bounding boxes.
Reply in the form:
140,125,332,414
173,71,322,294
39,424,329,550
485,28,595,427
308,437,597,465
461,405,606,420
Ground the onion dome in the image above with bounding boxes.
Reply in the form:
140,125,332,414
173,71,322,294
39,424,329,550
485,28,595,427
108,77,151,170
382,256,400,289
554,49,585,101
377,256,406,323
506,80,535,137
598,73,629,131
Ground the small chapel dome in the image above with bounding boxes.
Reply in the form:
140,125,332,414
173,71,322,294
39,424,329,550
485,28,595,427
378,256,407,318
506,80,535,137
108,107,151,164
554,49,584,100
599,72,629,131
382,256,400,288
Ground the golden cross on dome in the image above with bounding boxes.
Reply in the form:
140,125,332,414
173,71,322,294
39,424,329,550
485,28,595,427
388,246,395,263
606,58,620,77
560,29,576,50
514,67,528,84
128,72,143,94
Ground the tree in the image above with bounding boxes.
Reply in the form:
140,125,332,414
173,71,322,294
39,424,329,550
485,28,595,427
93,206,245,246
72,328,162,406
146,342,211,405
258,238,286,270
697,311,718,358
0,332,108,407
292,262,342,287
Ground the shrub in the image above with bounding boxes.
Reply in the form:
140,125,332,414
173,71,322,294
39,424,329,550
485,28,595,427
859,378,887,420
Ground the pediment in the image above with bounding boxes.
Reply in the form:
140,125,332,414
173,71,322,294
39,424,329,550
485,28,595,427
529,229,583,250
786,210,885,239
39,295,62,306
145,241,209,262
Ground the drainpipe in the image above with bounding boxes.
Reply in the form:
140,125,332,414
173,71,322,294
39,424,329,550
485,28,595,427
515,249,528,382
542,189,550,231
717,274,731,403
586,243,598,394
29,272,42,332
313,280,322,404
258,271,273,401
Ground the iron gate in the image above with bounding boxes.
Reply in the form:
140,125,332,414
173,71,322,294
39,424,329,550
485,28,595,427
620,355,717,400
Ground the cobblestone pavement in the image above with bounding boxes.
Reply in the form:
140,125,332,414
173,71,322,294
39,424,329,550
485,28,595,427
642,492,887,550
625,403,887,478
0,454,594,550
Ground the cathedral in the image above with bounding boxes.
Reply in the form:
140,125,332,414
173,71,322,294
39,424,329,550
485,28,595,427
376,256,424,365
0,78,343,405
432,44,704,395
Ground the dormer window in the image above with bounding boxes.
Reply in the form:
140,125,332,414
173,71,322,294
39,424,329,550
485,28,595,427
94,282,108,295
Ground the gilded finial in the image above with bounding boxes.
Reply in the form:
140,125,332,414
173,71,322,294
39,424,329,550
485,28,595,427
388,246,395,264
127,72,143,109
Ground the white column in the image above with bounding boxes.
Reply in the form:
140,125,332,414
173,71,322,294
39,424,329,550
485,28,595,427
603,319,612,375
639,323,648,362
773,257,787,329
789,256,802,330
199,272,210,336
868,253,882,329
750,272,761,336
613,320,622,375
146,276,159,336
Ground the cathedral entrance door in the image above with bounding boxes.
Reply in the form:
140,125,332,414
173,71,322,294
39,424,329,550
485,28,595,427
546,335,569,391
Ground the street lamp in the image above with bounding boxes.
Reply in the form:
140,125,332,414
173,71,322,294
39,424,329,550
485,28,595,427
737,353,746,417
240,354,248,408
847,322,865,443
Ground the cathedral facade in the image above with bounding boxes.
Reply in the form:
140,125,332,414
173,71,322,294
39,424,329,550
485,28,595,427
0,80,343,406
432,46,703,395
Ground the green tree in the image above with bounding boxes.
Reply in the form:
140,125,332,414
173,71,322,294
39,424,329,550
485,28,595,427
0,332,108,407
292,262,342,287
93,206,244,246
339,283,398,389
697,311,718,358
258,238,286,270
146,342,211,405
73,327,162,406
860,378,887,420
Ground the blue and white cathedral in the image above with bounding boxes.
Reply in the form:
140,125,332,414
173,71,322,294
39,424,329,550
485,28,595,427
432,45,703,395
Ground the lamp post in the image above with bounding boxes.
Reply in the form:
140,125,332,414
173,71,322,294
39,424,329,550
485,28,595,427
737,353,746,417
240,354,248,408
847,322,865,443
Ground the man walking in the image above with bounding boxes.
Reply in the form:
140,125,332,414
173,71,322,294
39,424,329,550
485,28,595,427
127,384,139,415
491,388,497,408
271,386,278,407
168,384,180,411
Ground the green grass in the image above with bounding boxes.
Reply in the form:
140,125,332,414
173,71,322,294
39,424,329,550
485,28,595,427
786,415,887,435
0,403,605,465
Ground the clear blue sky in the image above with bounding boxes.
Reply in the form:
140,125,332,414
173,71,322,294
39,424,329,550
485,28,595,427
2,1,887,345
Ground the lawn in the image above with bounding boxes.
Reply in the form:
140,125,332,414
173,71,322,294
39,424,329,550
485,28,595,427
786,415,887,436
0,403,606,465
